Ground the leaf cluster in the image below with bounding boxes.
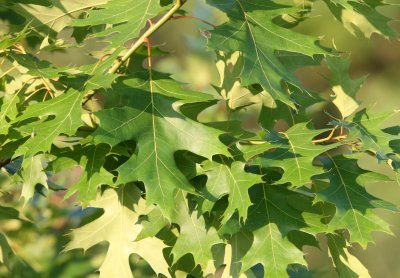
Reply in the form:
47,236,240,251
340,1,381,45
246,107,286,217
0,0,399,277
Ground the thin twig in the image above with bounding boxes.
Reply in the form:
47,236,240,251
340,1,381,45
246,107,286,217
41,78,54,98
25,87,47,102
107,0,183,74
0,65,17,79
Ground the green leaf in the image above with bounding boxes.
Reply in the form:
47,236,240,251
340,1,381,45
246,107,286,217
12,88,85,157
0,205,25,221
136,206,169,240
258,85,323,130
0,84,23,135
200,161,262,222
233,140,271,162
6,0,106,41
0,24,30,51
0,233,17,271
0,205,31,272
51,144,114,202
315,156,398,248
72,0,167,50
12,74,115,157
91,77,229,218
241,223,306,276
218,231,253,277
246,185,322,236
326,233,358,278
15,154,48,203
171,192,222,269
1,1,400,276
208,0,326,106
233,184,316,276
64,185,170,278
323,0,397,38
337,108,399,159
326,56,366,118
254,123,339,187
9,53,69,79
326,56,366,100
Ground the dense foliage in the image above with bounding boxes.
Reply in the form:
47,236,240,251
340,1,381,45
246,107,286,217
0,0,399,277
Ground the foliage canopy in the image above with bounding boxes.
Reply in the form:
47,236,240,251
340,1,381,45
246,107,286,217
0,0,399,277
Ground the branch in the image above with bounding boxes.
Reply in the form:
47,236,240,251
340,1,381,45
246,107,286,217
107,0,183,74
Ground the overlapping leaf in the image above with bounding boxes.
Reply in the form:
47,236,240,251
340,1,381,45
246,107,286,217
91,77,229,218
314,156,398,247
136,206,168,240
241,223,305,276
171,192,222,269
336,108,399,159
1,0,400,277
0,25,30,51
50,144,114,202
326,56,366,118
207,0,326,106
4,0,106,41
0,203,31,273
72,0,167,50
11,73,115,157
238,185,310,276
200,161,262,222
64,185,170,278
323,0,397,38
7,52,69,79
0,85,23,136
326,233,358,278
17,154,47,203
254,123,340,187
0,233,18,272
245,185,324,236
0,53,69,135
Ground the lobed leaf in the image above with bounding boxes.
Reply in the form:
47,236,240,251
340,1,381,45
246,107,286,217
314,156,398,247
208,0,326,106
91,77,230,218
64,185,170,278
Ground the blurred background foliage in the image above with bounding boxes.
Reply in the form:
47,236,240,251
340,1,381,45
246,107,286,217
1,0,400,277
